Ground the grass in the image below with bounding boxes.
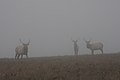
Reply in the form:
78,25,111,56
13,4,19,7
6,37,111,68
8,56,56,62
0,53,120,80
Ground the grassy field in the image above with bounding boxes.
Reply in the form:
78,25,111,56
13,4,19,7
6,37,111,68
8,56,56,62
0,53,120,80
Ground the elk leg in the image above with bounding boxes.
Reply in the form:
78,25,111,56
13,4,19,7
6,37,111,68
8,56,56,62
21,55,23,59
15,54,17,59
75,51,77,55
26,55,28,58
17,54,20,59
100,49,103,54
74,49,76,55
91,50,94,55
74,50,76,55
76,49,78,55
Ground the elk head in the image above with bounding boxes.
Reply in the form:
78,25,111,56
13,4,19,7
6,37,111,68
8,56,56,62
83,38,91,49
19,39,30,47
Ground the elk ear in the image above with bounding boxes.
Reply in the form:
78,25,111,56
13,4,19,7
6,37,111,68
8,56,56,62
86,40,91,43
88,40,91,43
85,40,87,43
76,40,78,42
27,43,29,45
27,40,30,45
19,39,23,44
72,40,75,42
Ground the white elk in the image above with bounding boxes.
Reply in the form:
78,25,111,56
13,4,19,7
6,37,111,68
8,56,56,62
15,39,30,59
72,40,79,55
84,40,103,55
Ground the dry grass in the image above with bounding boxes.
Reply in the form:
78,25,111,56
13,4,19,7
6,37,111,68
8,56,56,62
0,53,120,80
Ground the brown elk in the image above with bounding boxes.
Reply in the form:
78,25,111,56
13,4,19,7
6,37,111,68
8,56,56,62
15,39,30,59
72,40,79,55
84,39,103,55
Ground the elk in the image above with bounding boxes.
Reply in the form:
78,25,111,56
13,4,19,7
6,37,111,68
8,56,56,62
15,39,30,59
84,40,103,55
72,40,79,55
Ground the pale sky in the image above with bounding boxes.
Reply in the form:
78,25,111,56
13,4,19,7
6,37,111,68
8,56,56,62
0,0,120,58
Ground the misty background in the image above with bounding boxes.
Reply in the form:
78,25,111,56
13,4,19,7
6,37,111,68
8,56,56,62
0,0,120,58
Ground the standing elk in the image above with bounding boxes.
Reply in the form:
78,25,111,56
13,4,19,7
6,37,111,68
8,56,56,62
84,40,103,55
15,39,30,59
72,40,79,55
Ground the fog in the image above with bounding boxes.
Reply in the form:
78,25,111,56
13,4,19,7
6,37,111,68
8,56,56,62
0,0,120,58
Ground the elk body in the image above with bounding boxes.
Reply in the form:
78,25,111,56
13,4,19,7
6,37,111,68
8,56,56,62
73,40,79,55
85,40,103,55
15,39,30,59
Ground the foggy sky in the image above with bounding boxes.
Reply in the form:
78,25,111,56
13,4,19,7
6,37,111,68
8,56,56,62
0,0,120,58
